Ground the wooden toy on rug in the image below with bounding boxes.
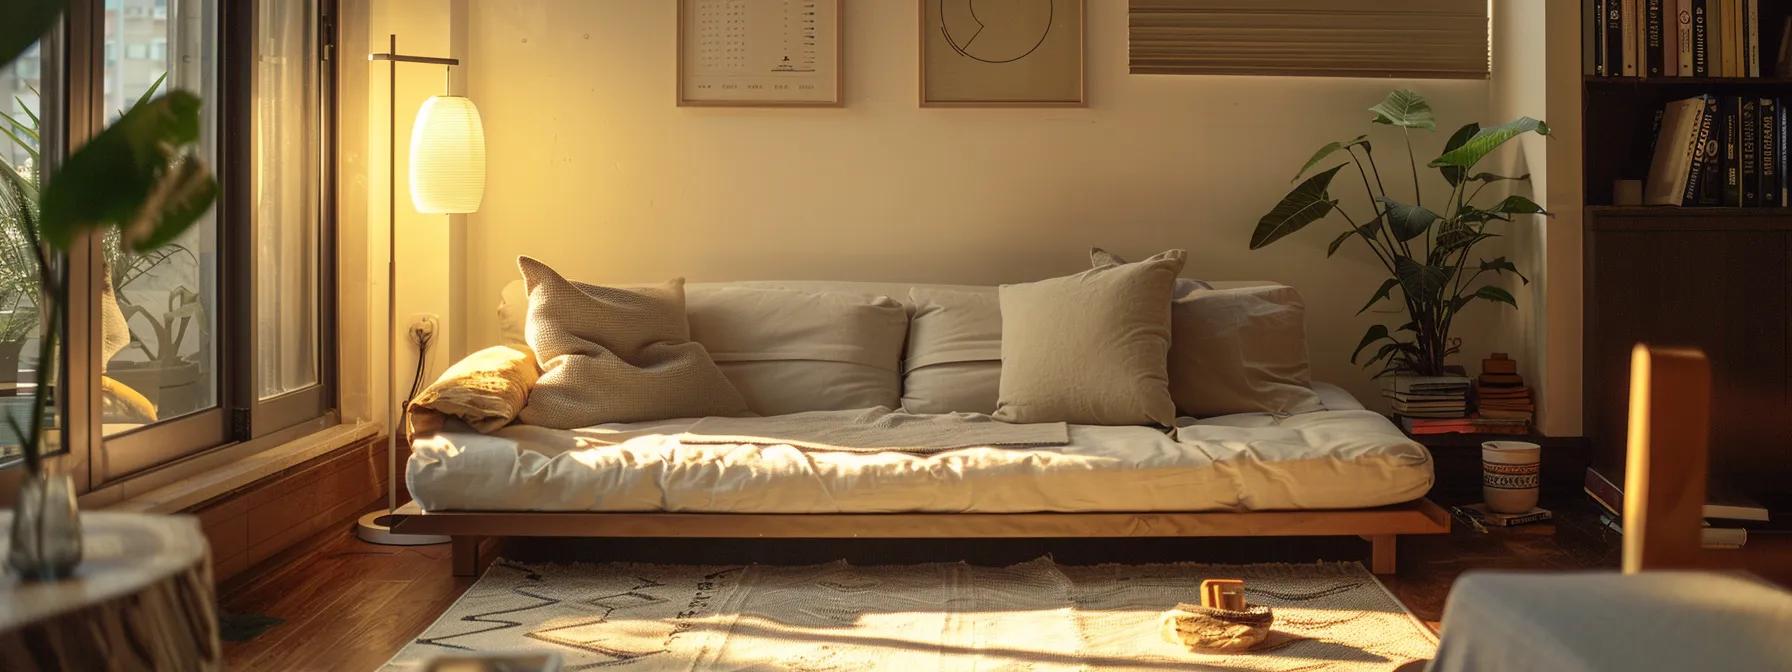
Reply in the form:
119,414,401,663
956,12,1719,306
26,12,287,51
1160,579,1276,652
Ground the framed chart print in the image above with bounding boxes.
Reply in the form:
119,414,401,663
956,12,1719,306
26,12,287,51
677,0,843,107
920,0,1084,107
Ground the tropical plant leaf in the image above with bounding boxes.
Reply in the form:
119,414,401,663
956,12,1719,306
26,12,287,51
39,91,218,252
1378,198,1442,242
1439,123,1479,185
1326,218,1383,257
1472,285,1518,308
1468,172,1531,184
1437,229,1499,255
1479,256,1530,284
1293,135,1367,182
1485,194,1549,216
0,0,63,67
1251,164,1344,250
1429,117,1551,170
1365,340,1421,367
1394,256,1451,302
1357,278,1400,315
1369,89,1436,130
1350,324,1392,364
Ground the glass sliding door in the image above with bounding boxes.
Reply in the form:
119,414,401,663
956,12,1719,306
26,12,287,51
96,0,225,475
0,34,63,465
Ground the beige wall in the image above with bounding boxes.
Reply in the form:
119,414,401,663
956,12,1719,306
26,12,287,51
447,0,1533,410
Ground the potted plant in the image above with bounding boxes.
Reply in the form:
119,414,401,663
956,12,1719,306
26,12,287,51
1250,89,1549,379
0,2,218,580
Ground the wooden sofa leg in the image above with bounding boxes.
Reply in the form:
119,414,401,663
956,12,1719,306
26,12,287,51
1362,534,1396,574
452,535,493,577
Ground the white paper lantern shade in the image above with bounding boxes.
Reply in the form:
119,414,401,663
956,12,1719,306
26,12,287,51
408,95,486,214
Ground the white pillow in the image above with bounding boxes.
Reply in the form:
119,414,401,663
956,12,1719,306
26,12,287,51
902,287,1001,414
686,286,908,415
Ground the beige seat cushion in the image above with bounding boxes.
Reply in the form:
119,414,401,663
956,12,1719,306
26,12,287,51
902,287,1001,414
516,257,748,427
687,286,907,415
1169,285,1323,417
994,250,1184,426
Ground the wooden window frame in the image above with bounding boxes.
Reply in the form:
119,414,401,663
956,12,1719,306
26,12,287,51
0,0,341,494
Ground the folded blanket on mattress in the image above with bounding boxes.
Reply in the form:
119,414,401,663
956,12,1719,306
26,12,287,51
680,406,1068,453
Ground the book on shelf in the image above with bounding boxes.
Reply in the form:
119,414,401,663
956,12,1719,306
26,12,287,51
1639,93,1787,207
1588,0,1775,78
1677,0,1695,75
1584,468,1773,523
1644,95,1709,204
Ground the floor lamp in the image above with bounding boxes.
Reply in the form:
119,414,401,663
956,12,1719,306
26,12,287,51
356,34,485,545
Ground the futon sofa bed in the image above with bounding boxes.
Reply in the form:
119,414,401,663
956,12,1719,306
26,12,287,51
393,267,1446,577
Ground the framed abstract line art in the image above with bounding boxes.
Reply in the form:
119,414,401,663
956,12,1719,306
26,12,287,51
678,0,843,106
919,0,1084,107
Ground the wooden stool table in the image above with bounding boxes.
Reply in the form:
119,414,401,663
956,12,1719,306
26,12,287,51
0,512,220,671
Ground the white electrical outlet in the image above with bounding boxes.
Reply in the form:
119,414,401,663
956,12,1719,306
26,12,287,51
409,314,440,346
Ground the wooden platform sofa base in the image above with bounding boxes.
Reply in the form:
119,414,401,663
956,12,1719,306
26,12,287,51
391,498,1450,578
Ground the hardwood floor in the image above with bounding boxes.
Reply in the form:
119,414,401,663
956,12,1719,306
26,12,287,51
219,496,1620,670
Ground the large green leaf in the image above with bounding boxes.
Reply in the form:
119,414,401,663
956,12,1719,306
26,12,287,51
1251,164,1344,250
1369,89,1436,130
1350,324,1392,364
1485,194,1549,216
1438,123,1479,185
1479,257,1530,284
1394,256,1451,301
1293,135,1367,182
39,91,217,252
0,0,63,67
1378,198,1441,242
1429,117,1551,170
1472,285,1518,308
1357,278,1400,315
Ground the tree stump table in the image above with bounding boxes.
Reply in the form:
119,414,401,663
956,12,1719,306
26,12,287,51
0,512,220,671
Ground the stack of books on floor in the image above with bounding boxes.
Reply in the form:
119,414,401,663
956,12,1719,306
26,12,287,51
1473,353,1534,435
1584,0,1792,78
1644,93,1787,207
1382,376,1470,419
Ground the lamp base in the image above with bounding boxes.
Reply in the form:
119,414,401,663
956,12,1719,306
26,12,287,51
355,510,450,546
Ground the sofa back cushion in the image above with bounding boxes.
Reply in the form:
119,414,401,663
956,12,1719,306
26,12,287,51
994,250,1184,426
1168,285,1324,417
902,287,1001,414
515,257,749,427
686,286,908,415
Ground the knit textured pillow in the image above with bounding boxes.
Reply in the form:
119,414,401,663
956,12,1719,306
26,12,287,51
515,257,749,427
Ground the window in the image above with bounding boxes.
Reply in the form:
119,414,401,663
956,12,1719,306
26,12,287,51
0,0,337,486
0,36,62,466
1127,0,1491,79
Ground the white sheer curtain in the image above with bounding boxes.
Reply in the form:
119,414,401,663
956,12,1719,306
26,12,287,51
253,0,320,399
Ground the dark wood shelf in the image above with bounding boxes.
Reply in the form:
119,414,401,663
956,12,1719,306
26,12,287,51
1584,75,1792,87
1586,205,1792,217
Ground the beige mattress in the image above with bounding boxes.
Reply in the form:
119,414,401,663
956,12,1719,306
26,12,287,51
406,383,1433,513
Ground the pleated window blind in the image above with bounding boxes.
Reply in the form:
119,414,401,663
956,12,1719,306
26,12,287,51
1129,0,1490,79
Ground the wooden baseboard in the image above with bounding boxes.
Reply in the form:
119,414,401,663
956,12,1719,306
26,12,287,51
187,433,392,583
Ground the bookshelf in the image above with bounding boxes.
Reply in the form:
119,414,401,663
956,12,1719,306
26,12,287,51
1581,1,1792,518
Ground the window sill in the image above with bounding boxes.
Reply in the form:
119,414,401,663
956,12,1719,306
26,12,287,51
97,421,380,515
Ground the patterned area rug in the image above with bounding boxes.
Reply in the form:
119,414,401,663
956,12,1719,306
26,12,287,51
384,558,1437,671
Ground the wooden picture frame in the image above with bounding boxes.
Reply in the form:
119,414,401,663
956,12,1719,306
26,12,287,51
919,0,1085,107
677,0,843,107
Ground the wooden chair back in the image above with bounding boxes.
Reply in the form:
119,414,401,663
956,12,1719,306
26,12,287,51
1621,344,1711,573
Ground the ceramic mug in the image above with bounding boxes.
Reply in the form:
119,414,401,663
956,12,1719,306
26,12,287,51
1481,441,1541,514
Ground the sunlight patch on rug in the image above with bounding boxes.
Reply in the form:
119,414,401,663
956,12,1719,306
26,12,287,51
383,557,1436,671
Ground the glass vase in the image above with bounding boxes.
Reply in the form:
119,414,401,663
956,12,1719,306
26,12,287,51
7,471,82,581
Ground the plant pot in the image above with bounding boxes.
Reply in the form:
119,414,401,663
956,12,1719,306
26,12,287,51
0,338,25,384
7,471,82,581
